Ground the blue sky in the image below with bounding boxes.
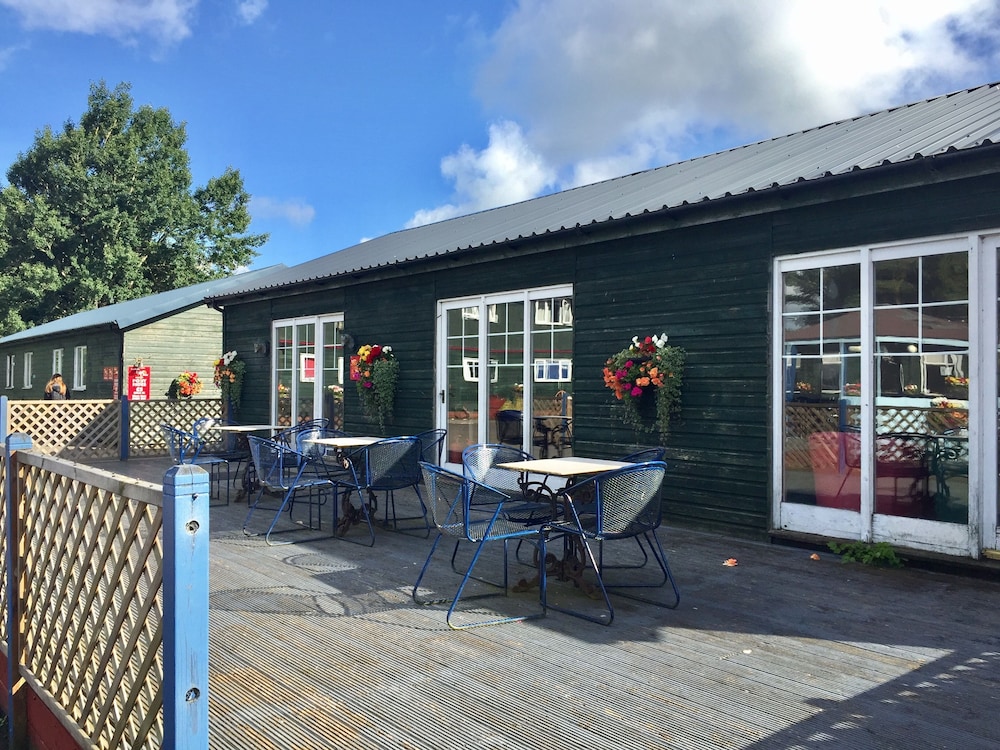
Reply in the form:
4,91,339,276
2,1,1000,273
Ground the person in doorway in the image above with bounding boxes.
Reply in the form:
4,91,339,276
44,373,67,400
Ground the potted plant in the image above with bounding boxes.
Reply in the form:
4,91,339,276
355,343,399,431
169,371,203,399
603,333,685,441
213,350,246,408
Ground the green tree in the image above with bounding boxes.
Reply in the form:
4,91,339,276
0,81,267,334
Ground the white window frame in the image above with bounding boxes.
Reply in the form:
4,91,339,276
771,231,980,557
52,348,63,377
5,355,14,389
22,352,33,389
271,313,344,424
73,346,87,391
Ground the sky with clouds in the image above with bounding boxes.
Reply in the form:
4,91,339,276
2,0,1000,270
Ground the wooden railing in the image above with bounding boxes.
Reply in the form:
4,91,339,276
0,430,209,749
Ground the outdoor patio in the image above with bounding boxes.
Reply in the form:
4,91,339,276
98,457,1000,749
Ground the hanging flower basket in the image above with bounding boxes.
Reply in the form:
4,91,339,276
169,371,203,399
213,350,246,408
355,344,399,431
603,333,685,442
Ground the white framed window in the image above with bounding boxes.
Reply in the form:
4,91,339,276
5,355,14,389
73,346,87,390
22,352,33,388
533,358,572,382
52,348,63,376
272,314,345,428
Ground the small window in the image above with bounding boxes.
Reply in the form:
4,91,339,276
73,346,87,390
52,348,63,376
463,358,499,383
5,355,14,389
534,358,573,382
22,352,33,388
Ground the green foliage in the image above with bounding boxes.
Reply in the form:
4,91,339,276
828,541,904,568
0,81,268,335
603,333,685,442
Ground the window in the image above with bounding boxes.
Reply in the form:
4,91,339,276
5,355,14,389
52,348,63,377
22,352,33,388
534,358,572,382
440,285,573,460
73,346,87,390
272,315,344,428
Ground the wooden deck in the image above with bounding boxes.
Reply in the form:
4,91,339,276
101,458,1000,749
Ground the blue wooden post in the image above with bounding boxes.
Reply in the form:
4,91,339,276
120,395,130,461
162,464,210,748
5,426,32,750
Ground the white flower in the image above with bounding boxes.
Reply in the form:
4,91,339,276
652,333,669,348
222,350,238,365
383,345,392,354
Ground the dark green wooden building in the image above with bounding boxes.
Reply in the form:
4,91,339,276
211,83,1000,561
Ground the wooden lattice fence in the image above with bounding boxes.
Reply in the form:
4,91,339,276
128,399,225,456
0,441,210,749
784,402,965,469
3,398,225,460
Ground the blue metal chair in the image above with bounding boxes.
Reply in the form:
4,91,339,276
328,436,426,544
414,428,448,465
242,436,335,545
462,443,553,566
412,462,545,630
161,423,230,506
192,417,250,496
540,461,679,625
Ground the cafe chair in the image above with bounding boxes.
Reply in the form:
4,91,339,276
495,409,523,447
242,436,334,545
161,423,231,506
462,444,552,525
330,436,426,543
540,460,679,625
621,447,666,463
192,417,250,494
294,426,350,478
412,462,545,630
414,428,448,465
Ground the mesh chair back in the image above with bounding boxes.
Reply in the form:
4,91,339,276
415,428,448,465
365,437,422,491
462,443,531,497
276,419,330,447
420,462,532,543
583,462,667,537
247,436,300,492
420,462,467,537
621,447,666,463
495,410,523,445
162,424,200,463
295,427,347,461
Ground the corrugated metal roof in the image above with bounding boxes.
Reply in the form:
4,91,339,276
218,82,1000,297
0,264,287,345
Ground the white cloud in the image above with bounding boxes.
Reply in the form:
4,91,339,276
412,0,1000,222
0,0,198,45
236,0,266,25
251,196,316,228
406,120,556,228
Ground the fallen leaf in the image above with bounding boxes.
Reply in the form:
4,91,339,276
810,553,821,561
723,558,738,567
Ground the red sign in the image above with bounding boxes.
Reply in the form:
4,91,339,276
127,366,151,400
